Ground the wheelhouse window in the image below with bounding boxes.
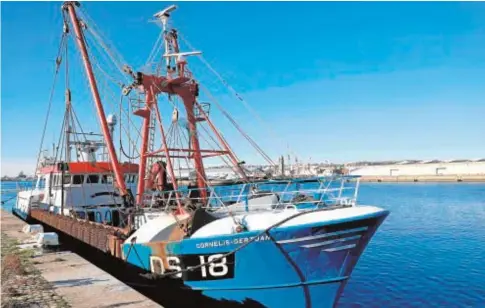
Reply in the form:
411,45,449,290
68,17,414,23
38,176,46,189
122,174,137,184
63,175,71,184
87,211,95,222
72,175,84,185
104,211,112,224
95,211,102,222
87,174,99,184
54,174,61,187
101,175,113,184
76,211,86,220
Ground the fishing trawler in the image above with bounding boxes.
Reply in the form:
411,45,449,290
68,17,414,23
13,2,389,307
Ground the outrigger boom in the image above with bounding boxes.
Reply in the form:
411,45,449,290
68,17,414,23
63,1,134,208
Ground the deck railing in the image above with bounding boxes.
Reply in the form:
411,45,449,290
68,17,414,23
141,175,361,213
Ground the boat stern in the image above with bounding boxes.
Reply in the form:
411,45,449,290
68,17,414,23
13,190,43,221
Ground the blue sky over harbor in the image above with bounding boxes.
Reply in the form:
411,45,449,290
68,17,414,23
2,1,485,175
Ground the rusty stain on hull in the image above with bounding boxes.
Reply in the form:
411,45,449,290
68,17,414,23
29,209,191,272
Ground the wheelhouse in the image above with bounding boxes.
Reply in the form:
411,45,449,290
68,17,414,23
36,162,138,190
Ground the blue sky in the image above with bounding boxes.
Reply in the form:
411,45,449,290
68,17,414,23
2,1,485,175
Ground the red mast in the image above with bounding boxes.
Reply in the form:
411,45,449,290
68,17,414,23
126,5,249,206
63,2,130,202
130,72,208,204
123,5,206,206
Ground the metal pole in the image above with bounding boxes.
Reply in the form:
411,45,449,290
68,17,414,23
65,90,71,163
135,90,152,205
65,2,128,198
60,164,65,215
182,98,207,200
195,103,248,181
153,100,184,212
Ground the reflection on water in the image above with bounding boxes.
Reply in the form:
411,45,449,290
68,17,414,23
340,183,485,307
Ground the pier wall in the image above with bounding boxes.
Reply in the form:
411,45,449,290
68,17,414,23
1,209,161,308
349,162,485,177
348,162,485,182
357,175,485,182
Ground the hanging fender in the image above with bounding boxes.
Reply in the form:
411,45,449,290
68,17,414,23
145,161,168,191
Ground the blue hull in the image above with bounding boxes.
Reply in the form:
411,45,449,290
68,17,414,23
123,210,389,307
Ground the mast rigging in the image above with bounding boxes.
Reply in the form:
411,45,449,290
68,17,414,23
63,1,133,207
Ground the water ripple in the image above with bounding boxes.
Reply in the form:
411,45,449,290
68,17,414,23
340,183,485,307
3,182,484,306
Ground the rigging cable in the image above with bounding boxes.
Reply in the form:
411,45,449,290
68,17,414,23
177,31,289,166
29,16,69,192
85,35,143,139
196,120,247,181
67,16,127,210
119,95,141,160
76,13,144,163
81,28,142,157
196,88,274,166
176,121,239,223
149,82,247,181
77,7,129,83
163,55,274,167
144,28,165,71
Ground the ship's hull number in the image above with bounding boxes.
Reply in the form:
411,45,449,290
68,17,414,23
149,253,235,281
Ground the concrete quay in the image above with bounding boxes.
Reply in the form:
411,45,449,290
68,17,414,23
1,209,162,308
359,175,485,182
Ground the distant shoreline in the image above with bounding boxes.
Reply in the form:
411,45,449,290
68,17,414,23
1,179,34,183
359,175,485,183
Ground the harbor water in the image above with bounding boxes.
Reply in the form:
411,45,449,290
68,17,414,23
1,181,484,307
340,182,485,307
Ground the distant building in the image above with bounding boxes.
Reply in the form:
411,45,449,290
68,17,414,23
348,159,485,176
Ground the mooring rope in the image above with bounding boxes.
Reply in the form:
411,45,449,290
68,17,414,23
1,196,17,205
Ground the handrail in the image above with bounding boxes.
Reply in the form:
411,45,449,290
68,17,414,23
141,175,359,212
6,175,359,215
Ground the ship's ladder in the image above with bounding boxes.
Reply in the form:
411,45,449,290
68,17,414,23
146,110,157,176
